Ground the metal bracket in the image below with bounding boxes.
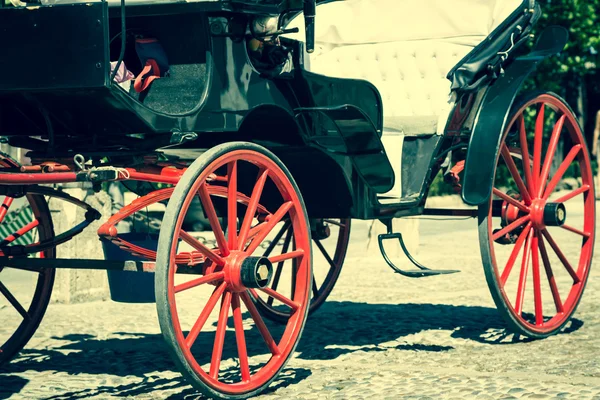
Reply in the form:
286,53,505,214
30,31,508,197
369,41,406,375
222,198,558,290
377,220,460,278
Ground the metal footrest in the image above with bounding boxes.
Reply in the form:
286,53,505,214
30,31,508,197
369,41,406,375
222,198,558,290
378,231,460,278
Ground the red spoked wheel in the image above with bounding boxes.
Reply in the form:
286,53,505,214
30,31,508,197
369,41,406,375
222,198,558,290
155,142,311,399
0,155,55,365
479,92,595,338
254,218,350,323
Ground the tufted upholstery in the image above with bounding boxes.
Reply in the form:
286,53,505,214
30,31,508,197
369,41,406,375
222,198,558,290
286,0,524,196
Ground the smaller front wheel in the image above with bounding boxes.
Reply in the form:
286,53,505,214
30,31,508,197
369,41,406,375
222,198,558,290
479,92,595,338
155,142,312,399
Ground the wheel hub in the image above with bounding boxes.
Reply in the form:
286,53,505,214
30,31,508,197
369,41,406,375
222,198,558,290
223,251,274,292
529,200,566,227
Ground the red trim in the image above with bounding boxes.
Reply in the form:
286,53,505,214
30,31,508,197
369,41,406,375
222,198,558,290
134,60,161,93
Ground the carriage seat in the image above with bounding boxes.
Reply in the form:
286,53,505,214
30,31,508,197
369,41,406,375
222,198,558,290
286,0,523,197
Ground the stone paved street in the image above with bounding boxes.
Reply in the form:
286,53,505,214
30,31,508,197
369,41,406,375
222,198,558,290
2,199,600,399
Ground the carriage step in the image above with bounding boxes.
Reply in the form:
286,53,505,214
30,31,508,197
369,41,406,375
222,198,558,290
378,232,460,278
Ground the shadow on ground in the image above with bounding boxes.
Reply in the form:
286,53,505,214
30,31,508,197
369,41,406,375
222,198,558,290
0,301,583,399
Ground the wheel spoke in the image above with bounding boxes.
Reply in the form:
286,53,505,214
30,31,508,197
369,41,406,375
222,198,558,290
238,170,269,249
538,115,566,198
500,144,532,204
0,281,30,320
268,227,293,303
314,238,337,270
240,291,280,355
227,161,238,250
555,185,590,203
198,185,230,257
492,215,530,242
500,223,532,285
538,236,564,313
518,115,535,194
0,196,14,224
0,220,39,247
268,250,304,264
291,257,297,302
260,287,300,311
531,232,544,326
174,271,225,294
232,294,251,382
560,224,591,238
540,229,580,283
533,103,545,191
492,188,529,213
210,291,232,379
245,202,293,255
261,220,291,259
185,282,227,349
312,278,319,298
543,144,582,199
515,229,534,316
179,230,225,267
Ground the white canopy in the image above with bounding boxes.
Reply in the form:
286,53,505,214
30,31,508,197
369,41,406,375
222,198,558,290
287,0,525,46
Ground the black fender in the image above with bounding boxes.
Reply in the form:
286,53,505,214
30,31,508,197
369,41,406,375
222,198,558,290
461,26,569,205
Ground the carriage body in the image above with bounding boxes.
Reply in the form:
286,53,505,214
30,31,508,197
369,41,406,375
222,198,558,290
0,1,595,399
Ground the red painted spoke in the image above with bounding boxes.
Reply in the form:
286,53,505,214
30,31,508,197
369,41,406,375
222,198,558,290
0,220,39,246
0,281,30,320
174,271,225,294
227,161,238,250
518,115,535,193
543,144,582,199
501,144,532,204
210,291,232,379
179,230,225,267
268,249,304,264
240,292,280,355
538,236,564,313
540,229,580,283
185,282,227,349
492,214,530,242
538,115,566,198
198,185,230,257
0,196,14,224
560,224,591,238
492,188,529,213
533,103,545,191
245,202,294,255
555,185,590,203
531,233,544,326
515,229,534,316
232,294,251,382
238,170,269,250
500,223,532,286
260,287,300,311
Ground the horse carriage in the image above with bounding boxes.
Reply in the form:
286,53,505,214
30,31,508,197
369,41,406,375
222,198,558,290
0,0,594,398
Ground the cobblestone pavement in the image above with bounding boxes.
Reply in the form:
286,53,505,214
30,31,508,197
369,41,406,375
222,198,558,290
2,200,600,399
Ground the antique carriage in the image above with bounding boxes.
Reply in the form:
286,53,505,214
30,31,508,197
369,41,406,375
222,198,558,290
0,0,594,398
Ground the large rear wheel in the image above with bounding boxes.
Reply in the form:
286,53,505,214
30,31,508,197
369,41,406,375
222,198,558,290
479,92,595,338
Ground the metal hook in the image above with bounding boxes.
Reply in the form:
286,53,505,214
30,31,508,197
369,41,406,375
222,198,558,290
74,154,86,171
